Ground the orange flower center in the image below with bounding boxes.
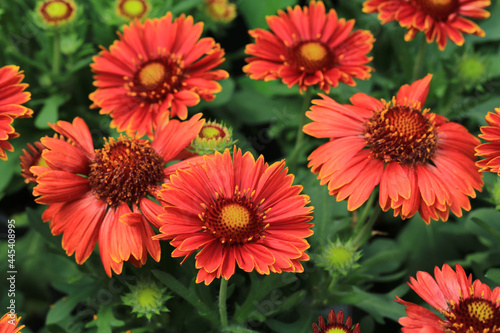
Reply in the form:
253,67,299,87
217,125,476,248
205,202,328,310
200,189,268,245
39,0,74,23
117,0,148,19
126,58,184,104
445,297,500,332
414,0,459,20
199,125,226,140
88,137,165,207
291,41,334,73
364,101,437,165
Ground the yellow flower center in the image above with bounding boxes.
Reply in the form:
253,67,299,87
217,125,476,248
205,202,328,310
138,62,165,90
324,328,350,333
88,137,165,207
416,0,459,20
45,1,69,18
445,297,500,332
292,41,333,73
200,189,268,245
127,58,183,104
199,125,226,140
364,100,437,165
122,0,146,17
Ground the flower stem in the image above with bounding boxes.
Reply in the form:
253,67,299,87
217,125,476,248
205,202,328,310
412,36,427,82
219,278,229,329
287,89,312,173
352,193,381,248
53,29,61,76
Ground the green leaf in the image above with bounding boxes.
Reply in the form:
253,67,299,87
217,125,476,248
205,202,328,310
485,268,500,285
85,304,125,333
238,0,296,29
151,270,219,327
35,95,67,129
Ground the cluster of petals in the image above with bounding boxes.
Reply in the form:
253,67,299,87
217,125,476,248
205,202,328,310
304,74,483,223
0,65,33,161
244,0,374,93
31,115,204,276
475,107,500,175
155,147,314,285
90,12,228,138
363,0,491,50
397,263,500,332
0,313,24,333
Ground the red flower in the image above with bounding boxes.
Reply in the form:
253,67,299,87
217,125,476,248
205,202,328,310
244,1,374,93
0,313,24,333
363,0,491,50
31,115,204,276
0,65,33,161
397,264,500,332
313,309,361,333
155,148,314,285
90,13,228,137
476,108,500,174
303,74,483,223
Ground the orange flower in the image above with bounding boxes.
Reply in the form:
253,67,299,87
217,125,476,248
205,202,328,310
303,74,483,223
313,309,361,333
0,313,24,333
243,1,374,93
0,65,33,161
396,264,500,332
31,115,204,276
363,0,491,51
155,148,314,285
476,108,500,174
90,13,228,138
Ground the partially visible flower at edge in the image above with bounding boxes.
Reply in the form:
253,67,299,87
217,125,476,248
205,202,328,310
244,0,374,93
31,114,204,276
312,309,361,333
0,313,24,333
396,263,500,332
37,0,77,27
303,74,483,223
90,12,228,138
362,0,491,51
476,108,500,175
0,65,33,161
154,147,314,285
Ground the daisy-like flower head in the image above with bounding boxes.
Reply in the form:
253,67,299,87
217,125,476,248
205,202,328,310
303,74,483,223
205,0,237,23
397,263,500,332
243,1,374,93
312,309,361,333
90,12,229,138
0,65,33,161
20,140,47,184
154,147,314,285
116,0,150,20
37,0,77,26
363,0,491,51
0,313,24,333
31,114,205,276
476,108,500,175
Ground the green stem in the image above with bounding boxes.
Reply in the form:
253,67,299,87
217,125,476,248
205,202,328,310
352,201,381,249
219,278,229,329
412,37,427,82
287,89,312,172
53,29,61,76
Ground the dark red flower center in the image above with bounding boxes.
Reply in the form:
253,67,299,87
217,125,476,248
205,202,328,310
199,125,226,140
414,0,459,21
200,188,268,245
364,101,437,165
88,137,165,207
126,58,184,104
445,297,500,332
117,0,148,19
39,0,74,23
291,41,334,73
